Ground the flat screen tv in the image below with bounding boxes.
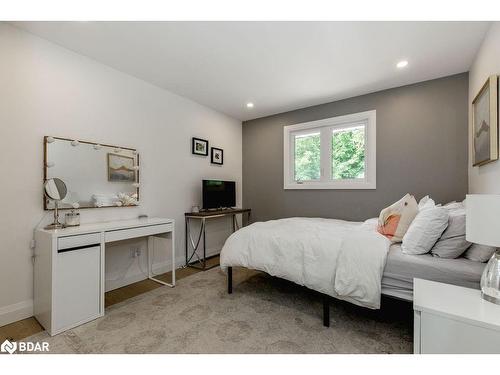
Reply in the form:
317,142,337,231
202,180,236,210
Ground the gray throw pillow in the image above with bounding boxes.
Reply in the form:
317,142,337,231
463,243,497,262
431,208,471,258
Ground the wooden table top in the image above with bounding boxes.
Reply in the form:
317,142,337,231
185,208,251,218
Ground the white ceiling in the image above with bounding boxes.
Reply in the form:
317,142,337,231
13,21,490,121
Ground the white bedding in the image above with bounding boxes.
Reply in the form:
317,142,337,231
220,217,391,309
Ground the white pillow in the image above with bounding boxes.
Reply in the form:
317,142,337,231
418,195,435,210
430,208,470,258
463,243,497,262
402,207,449,255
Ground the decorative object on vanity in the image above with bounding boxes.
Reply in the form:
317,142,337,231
43,178,68,230
107,153,136,182
65,210,80,227
466,194,500,305
472,75,498,166
210,147,223,165
118,192,139,206
44,136,139,209
192,137,209,156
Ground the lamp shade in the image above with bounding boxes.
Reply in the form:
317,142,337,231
466,194,500,247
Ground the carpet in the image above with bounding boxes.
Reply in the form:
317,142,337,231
27,267,413,353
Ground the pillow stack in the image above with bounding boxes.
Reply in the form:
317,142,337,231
377,195,496,262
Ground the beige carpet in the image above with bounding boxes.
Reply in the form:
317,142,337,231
27,267,413,353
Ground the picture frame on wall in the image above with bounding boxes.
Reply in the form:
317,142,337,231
211,147,223,165
192,137,209,156
472,75,499,167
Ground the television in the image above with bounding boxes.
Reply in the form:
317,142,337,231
202,180,236,210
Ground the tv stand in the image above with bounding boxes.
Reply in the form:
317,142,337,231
184,208,251,270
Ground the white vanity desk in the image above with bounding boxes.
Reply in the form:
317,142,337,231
34,217,175,336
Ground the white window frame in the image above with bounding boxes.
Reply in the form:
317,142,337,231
283,110,376,190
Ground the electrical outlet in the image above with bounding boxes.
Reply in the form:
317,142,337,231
130,248,141,258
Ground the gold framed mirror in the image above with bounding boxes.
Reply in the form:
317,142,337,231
43,136,140,210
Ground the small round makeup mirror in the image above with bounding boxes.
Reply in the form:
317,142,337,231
44,178,67,230
44,178,67,201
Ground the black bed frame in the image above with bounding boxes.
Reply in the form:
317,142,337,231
226,266,331,327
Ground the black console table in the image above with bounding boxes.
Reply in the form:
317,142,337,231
184,208,251,270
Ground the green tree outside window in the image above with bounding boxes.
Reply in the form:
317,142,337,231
332,127,365,179
294,133,320,181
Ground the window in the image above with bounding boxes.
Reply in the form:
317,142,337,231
284,110,376,189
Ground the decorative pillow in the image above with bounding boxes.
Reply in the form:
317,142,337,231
401,207,449,255
463,243,497,262
431,208,471,258
377,194,418,242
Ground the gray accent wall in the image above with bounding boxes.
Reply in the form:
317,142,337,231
242,73,469,222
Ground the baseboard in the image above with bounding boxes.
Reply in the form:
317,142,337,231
0,299,34,327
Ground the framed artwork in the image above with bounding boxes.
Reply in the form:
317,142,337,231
472,75,498,166
192,137,209,156
107,153,136,182
211,147,223,165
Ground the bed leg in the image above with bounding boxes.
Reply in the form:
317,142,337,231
323,296,330,327
227,266,233,294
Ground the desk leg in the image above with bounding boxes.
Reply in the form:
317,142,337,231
185,217,188,267
147,235,175,288
202,218,206,269
171,228,176,286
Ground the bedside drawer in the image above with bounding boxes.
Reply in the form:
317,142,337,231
420,311,500,354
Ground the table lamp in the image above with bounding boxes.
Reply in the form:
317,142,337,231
466,194,500,305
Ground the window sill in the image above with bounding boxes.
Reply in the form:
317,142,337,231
284,181,376,190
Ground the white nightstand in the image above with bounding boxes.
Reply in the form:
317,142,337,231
413,278,500,354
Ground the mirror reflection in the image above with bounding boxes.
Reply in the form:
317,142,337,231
44,136,139,209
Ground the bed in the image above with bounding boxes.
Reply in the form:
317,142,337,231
221,217,486,327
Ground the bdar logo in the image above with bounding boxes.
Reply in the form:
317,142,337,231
1,339,17,354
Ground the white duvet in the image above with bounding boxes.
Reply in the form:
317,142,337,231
220,217,391,309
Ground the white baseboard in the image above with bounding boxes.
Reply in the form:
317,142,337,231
0,299,34,327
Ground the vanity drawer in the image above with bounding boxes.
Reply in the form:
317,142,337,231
58,232,101,250
105,223,173,242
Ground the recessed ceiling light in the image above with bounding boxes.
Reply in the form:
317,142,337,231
246,102,254,108
397,60,409,69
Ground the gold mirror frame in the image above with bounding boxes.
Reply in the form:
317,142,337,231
43,136,140,210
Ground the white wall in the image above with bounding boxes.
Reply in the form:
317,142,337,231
469,22,500,193
0,23,242,326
